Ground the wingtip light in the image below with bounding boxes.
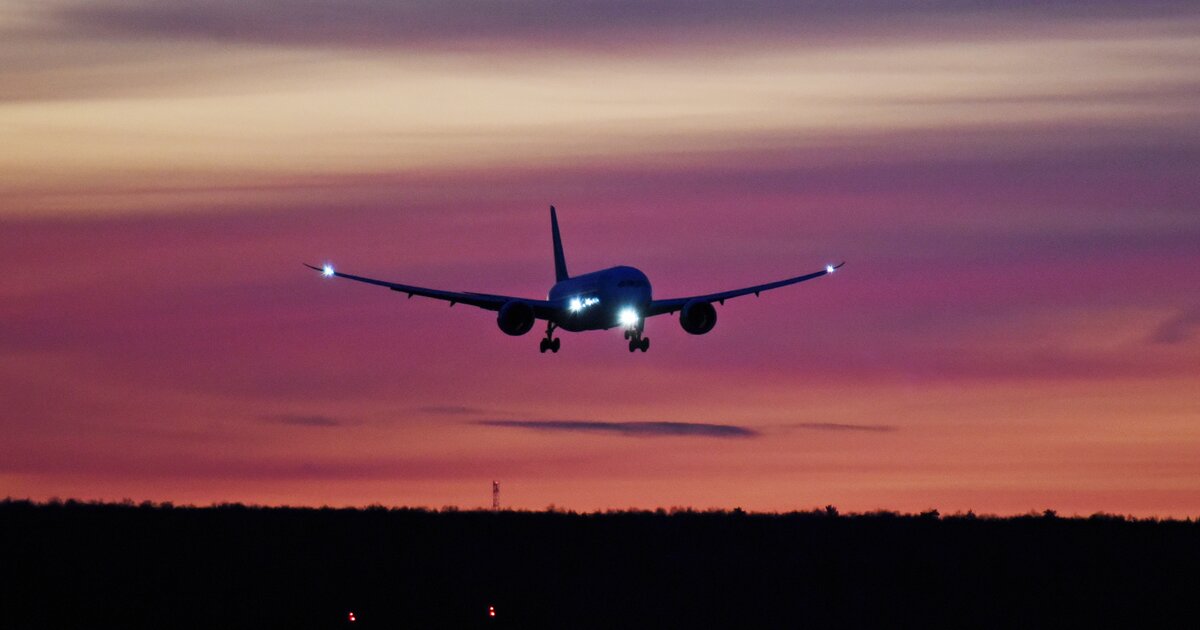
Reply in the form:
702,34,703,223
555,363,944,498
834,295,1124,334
825,264,835,274
322,264,335,277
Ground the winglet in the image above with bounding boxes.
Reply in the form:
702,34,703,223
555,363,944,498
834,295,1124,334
550,205,569,282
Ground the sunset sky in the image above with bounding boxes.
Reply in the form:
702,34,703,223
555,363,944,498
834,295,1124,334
2,1,1199,516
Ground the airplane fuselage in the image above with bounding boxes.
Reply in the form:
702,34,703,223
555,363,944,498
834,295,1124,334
548,265,651,332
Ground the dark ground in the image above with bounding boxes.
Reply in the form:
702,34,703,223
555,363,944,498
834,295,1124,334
2,500,1198,628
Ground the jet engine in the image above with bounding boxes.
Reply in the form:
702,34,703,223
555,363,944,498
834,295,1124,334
497,300,536,336
679,300,717,335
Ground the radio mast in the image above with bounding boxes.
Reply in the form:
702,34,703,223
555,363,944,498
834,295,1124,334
492,480,500,511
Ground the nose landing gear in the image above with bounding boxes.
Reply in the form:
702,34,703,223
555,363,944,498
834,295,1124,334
539,322,560,353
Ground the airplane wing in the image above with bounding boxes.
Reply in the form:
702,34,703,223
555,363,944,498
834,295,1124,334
645,262,844,317
304,263,557,317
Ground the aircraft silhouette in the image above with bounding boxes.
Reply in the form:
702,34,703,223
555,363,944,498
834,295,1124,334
307,207,843,352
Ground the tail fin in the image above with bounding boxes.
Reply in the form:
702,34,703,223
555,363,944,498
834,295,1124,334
550,205,569,282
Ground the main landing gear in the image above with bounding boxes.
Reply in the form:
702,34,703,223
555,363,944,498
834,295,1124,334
624,327,649,353
539,321,561,353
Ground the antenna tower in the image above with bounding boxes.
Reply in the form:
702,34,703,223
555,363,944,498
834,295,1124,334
492,480,500,511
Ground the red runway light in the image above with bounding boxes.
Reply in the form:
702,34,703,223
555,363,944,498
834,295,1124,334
489,605,496,618
348,611,356,622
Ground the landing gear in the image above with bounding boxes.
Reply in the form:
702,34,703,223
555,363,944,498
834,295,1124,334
539,322,560,353
626,324,649,353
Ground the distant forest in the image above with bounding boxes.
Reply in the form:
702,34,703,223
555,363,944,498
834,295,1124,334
3,499,1198,628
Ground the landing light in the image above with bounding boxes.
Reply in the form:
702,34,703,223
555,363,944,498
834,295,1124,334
568,296,599,313
618,307,639,328
825,264,835,274
322,264,335,277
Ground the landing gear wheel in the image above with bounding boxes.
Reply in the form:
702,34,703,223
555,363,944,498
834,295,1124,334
623,329,632,340
639,337,650,352
550,338,561,353
628,339,638,352
539,339,549,353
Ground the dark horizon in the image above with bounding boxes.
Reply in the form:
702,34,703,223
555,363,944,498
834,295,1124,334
4,498,1198,627
6,497,1196,522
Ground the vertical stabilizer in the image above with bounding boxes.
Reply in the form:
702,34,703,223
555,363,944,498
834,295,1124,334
550,205,569,282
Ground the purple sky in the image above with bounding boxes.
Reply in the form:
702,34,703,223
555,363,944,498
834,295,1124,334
2,0,1199,515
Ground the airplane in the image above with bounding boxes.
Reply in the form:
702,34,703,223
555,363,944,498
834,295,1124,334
306,206,843,353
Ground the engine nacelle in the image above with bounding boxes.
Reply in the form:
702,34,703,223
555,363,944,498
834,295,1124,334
679,300,717,335
497,300,536,336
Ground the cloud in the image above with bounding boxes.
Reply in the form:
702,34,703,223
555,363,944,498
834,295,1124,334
476,420,758,438
50,1,1200,52
783,423,897,433
416,405,491,416
1148,308,1200,344
263,414,342,427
